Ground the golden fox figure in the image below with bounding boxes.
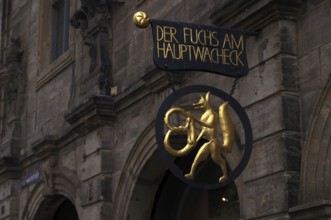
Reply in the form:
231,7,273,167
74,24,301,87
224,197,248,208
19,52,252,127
164,92,235,183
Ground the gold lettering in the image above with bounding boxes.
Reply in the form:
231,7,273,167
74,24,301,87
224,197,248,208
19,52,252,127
172,43,181,60
180,44,188,60
204,30,213,46
190,28,198,45
227,50,244,66
156,25,164,41
222,34,231,49
158,43,183,60
183,27,191,44
231,34,244,50
217,49,230,65
229,50,237,66
164,26,171,42
211,48,219,64
170,27,179,43
203,47,213,63
165,43,174,58
187,45,194,61
235,50,244,66
212,31,219,47
197,30,206,45
156,26,245,67
157,25,179,43
223,49,230,64
193,46,204,61
157,41,166,58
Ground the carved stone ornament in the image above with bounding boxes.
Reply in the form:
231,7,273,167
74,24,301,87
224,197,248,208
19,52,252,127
5,37,23,65
71,0,114,95
0,36,25,158
41,155,58,195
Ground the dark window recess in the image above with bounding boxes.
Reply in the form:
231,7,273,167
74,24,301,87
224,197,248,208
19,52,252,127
51,0,69,61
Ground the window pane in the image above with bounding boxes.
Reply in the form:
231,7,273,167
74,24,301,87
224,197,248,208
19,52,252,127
51,0,69,61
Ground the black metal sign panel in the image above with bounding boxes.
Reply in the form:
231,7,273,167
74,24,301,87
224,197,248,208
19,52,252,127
151,19,254,77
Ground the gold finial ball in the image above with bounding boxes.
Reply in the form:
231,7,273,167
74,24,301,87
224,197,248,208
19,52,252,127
133,11,150,28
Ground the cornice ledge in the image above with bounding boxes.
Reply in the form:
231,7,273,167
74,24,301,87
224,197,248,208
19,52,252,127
141,66,184,93
289,200,331,219
210,0,303,31
113,67,184,112
113,80,147,112
31,135,58,160
65,96,116,130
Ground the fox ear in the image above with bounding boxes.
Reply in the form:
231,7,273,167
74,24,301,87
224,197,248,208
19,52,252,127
205,92,210,102
199,95,204,100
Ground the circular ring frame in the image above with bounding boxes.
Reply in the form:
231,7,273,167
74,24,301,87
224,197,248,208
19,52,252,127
155,85,252,189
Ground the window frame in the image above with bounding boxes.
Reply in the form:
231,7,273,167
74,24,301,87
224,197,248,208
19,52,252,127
37,0,76,90
51,0,70,61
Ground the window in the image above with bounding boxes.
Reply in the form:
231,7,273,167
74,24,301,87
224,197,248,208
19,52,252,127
51,0,70,61
37,0,75,89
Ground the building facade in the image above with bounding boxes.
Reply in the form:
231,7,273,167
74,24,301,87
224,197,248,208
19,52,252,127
0,0,330,219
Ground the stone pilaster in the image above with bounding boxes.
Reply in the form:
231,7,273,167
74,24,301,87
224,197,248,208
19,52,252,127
0,36,25,159
0,157,20,220
65,95,115,220
211,0,303,219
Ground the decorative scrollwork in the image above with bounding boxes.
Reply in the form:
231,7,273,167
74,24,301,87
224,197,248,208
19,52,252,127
133,11,150,28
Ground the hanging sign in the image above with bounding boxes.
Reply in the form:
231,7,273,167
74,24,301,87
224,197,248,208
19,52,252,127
133,11,256,77
133,12,253,189
151,20,252,77
155,85,252,189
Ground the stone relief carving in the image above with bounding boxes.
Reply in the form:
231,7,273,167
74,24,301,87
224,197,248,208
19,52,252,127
71,0,113,96
0,36,25,157
5,37,23,64
5,38,24,121
41,155,58,195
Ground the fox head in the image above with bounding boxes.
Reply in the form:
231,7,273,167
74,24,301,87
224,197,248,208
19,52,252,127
193,92,211,109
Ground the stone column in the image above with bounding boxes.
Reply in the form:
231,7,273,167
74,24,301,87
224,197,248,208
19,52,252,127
0,157,20,220
210,0,302,219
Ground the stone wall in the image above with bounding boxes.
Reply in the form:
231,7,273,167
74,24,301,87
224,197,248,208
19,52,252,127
110,1,302,220
0,0,330,219
290,1,331,219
